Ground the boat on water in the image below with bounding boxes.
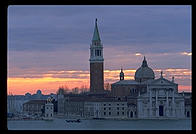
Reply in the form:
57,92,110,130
93,117,105,120
65,119,81,123
43,117,53,121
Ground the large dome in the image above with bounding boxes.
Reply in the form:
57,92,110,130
135,57,155,82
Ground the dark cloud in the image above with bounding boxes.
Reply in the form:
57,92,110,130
8,5,191,72
8,5,191,52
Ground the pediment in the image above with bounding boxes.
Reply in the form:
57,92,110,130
150,78,176,86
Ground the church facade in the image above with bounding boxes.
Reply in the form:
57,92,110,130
111,57,185,119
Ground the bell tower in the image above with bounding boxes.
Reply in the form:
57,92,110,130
120,68,124,81
89,19,104,93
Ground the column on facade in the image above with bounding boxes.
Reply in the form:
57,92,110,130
137,99,143,118
172,89,175,117
37,104,39,114
166,89,169,117
155,89,159,117
180,100,185,118
149,88,152,117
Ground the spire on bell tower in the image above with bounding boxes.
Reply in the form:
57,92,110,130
89,18,104,63
92,18,101,42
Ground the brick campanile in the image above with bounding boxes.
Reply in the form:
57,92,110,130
89,19,104,93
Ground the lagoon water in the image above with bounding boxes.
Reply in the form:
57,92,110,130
8,118,191,130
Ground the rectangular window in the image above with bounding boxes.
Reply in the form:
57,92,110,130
122,112,124,115
109,112,111,115
91,50,93,56
117,112,119,115
109,108,111,110
104,112,106,115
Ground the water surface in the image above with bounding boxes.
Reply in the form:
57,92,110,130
8,118,192,130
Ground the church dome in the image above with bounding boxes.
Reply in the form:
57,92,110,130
135,57,155,82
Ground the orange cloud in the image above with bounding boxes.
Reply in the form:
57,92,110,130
180,52,192,56
135,53,142,56
7,68,191,95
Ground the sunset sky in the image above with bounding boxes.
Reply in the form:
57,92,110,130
8,5,192,95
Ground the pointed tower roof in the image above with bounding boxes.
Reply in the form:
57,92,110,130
142,56,148,67
92,18,101,41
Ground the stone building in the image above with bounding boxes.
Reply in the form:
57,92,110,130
180,92,192,118
23,100,46,116
137,74,185,119
111,57,153,97
84,98,127,119
111,57,186,119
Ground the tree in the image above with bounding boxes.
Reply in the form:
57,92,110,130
71,87,79,94
56,85,69,95
80,85,89,94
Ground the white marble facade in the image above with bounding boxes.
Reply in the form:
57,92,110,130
137,76,185,119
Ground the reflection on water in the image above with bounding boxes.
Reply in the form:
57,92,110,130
8,118,192,130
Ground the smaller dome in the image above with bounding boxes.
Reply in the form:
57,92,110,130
37,90,42,94
25,92,31,96
135,57,155,82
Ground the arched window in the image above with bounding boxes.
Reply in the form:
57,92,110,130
130,111,133,118
91,50,93,56
187,111,190,118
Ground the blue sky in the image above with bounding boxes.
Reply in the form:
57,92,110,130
8,5,191,72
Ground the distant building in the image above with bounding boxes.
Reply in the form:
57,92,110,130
44,97,54,120
84,99,127,119
23,100,46,116
57,92,128,119
7,95,28,113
